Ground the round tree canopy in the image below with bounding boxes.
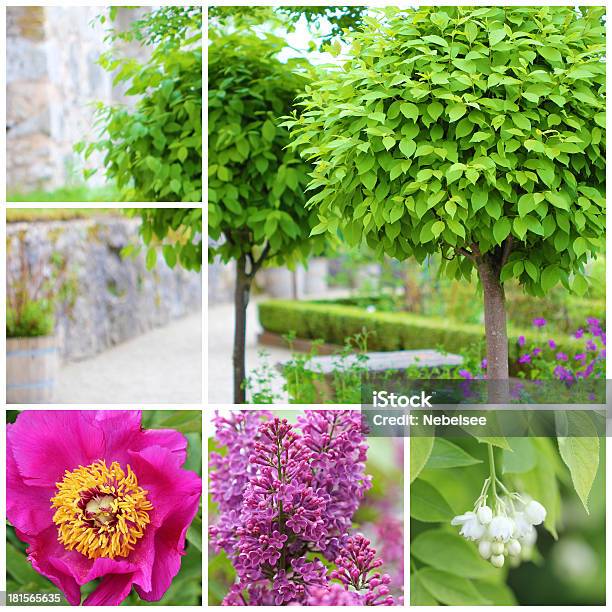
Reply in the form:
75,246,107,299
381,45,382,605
208,27,322,268
286,6,605,297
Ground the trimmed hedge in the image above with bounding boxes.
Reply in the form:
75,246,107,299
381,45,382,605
258,300,585,363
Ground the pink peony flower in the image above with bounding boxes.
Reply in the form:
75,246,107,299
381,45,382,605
7,410,202,606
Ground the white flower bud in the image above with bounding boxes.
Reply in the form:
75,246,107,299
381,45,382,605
491,554,505,568
525,500,546,525
507,539,521,556
477,505,493,525
491,541,505,556
509,554,521,568
488,515,514,542
478,539,492,559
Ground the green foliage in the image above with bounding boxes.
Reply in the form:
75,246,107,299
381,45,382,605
124,208,202,272
7,300,54,338
257,299,582,364
6,243,76,339
286,6,605,296
78,7,202,202
7,184,120,202
411,436,604,605
208,22,322,269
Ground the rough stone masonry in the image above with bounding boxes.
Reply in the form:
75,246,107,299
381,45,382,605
6,7,149,193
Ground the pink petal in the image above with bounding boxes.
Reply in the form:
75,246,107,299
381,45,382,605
83,572,135,606
7,444,55,536
127,446,201,601
8,411,105,487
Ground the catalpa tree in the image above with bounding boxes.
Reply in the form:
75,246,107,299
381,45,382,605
208,22,322,403
286,5,605,390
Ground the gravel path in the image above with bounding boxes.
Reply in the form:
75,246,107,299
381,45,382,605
55,313,203,404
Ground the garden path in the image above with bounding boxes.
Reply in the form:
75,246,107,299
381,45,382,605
55,312,202,404
207,300,290,404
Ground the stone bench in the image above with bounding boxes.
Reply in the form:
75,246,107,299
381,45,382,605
294,349,463,374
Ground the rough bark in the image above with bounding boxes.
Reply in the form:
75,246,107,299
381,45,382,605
233,255,251,404
477,257,509,403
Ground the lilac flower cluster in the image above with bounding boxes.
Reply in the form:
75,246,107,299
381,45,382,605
210,411,396,606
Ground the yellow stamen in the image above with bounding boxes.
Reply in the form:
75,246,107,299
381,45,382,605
50,460,153,560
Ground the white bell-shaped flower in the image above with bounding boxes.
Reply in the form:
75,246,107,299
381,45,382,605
488,515,514,542
512,511,532,540
525,500,546,525
490,554,505,568
451,511,486,540
477,505,493,525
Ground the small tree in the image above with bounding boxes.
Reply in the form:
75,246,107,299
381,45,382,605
208,24,321,403
78,7,202,202
286,6,605,394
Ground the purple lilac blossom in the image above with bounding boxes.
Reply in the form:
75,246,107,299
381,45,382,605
533,318,547,328
210,411,395,606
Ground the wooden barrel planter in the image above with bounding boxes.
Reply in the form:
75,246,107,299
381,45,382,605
6,336,59,403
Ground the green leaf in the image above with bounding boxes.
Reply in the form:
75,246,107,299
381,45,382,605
177,146,188,162
146,247,157,270
471,189,488,212
399,138,417,158
492,218,511,245
427,101,444,121
489,28,506,46
162,245,177,268
410,437,434,482
426,438,483,469
381,136,395,150
517,193,538,218
411,479,454,522
557,413,600,513
502,438,536,474
418,569,490,605
572,274,588,296
411,572,438,605
541,265,560,291
447,103,467,122
540,46,563,64
400,102,419,121
573,237,589,258
431,221,445,238
412,530,497,579
262,119,276,141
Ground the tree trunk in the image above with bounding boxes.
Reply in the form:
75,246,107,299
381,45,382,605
233,255,251,404
477,258,509,403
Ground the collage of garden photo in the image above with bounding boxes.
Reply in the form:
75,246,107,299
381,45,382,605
2,2,609,610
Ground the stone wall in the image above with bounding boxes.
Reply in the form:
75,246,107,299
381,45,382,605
6,7,148,192
7,216,202,362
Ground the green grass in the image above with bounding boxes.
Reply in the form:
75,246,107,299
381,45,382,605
7,184,120,202
6,208,119,223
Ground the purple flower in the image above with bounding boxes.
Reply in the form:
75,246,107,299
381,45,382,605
575,328,584,339
548,339,557,350
518,335,526,347
533,318,547,328
480,359,488,370
556,352,568,362
209,411,393,606
532,347,542,357
574,353,586,362
554,365,573,382
586,339,598,351
518,353,531,364
330,535,395,606
458,369,473,379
